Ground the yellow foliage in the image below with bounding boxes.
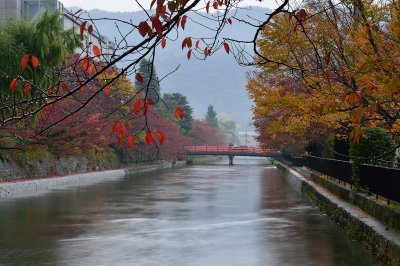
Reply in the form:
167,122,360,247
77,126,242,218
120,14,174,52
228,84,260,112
248,0,400,147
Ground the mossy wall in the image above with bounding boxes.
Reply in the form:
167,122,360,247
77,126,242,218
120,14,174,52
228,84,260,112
277,162,400,265
302,181,400,266
307,172,400,232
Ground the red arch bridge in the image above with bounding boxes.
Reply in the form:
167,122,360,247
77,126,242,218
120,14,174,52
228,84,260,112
184,146,282,165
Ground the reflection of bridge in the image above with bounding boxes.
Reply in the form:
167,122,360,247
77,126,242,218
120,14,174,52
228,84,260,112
184,146,281,165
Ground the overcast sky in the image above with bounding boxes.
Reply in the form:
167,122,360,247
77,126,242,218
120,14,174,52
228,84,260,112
60,0,279,12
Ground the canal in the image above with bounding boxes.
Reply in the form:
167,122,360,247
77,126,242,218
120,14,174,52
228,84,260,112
0,158,380,265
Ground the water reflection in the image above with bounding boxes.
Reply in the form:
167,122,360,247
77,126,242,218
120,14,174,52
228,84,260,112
0,158,380,265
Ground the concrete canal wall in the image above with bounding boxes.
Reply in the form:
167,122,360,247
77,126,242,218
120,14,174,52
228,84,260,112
277,161,400,266
0,160,185,198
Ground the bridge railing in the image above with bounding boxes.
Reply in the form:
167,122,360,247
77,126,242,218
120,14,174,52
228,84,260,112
184,146,281,155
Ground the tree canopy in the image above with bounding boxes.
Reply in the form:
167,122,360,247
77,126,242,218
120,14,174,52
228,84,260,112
1,0,398,162
135,58,161,103
1,0,291,149
205,105,218,128
160,92,193,136
247,0,400,157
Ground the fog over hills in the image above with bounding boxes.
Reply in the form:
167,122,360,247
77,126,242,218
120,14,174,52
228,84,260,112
70,7,271,130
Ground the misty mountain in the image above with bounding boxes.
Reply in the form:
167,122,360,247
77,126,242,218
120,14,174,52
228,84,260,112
69,6,271,130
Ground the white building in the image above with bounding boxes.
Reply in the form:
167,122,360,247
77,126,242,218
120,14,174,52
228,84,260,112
0,0,115,60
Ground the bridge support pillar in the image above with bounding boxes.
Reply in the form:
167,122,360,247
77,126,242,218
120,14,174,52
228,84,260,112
229,155,234,165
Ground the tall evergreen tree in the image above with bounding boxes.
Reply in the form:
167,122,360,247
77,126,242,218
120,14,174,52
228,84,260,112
205,105,218,128
160,92,193,136
135,58,161,103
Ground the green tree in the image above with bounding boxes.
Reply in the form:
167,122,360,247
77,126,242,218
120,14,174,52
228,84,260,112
0,11,80,149
350,128,396,167
160,92,193,136
0,10,79,108
135,58,161,103
219,119,238,144
350,127,396,188
205,105,218,128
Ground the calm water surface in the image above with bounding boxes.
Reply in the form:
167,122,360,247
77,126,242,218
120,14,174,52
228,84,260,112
0,158,381,265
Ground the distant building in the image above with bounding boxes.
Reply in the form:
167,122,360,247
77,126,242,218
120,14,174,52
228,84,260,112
0,0,115,60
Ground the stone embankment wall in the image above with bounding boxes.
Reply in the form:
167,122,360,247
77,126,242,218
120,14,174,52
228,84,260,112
0,160,185,198
0,157,100,181
277,162,400,266
305,170,400,232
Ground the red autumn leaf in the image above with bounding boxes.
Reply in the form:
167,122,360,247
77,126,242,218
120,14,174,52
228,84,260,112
182,38,187,50
31,56,39,69
161,38,167,48
213,1,218,9
105,86,110,96
80,85,85,93
206,1,210,13
195,40,200,49
147,98,155,105
118,134,124,145
23,82,31,95
138,21,150,37
119,122,125,135
10,79,17,93
187,49,192,60
88,25,93,34
156,0,166,10
217,0,223,6
92,83,97,92
227,18,232,24
181,15,187,30
80,21,87,37
175,106,184,120
128,134,135,148
204,47,212,57
186,37,192,48
112,121,121,133
82,56,89,72
150,0,156,9
134,99,141,115
61,82,69,92
145,131,154,144
21,54,30,69
157,130,165,145
151,16,163,38
223,42,230,54
93,45,101,57
117,123,126,144
135,73,144,83
88,63,95,75
182,37,192,50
